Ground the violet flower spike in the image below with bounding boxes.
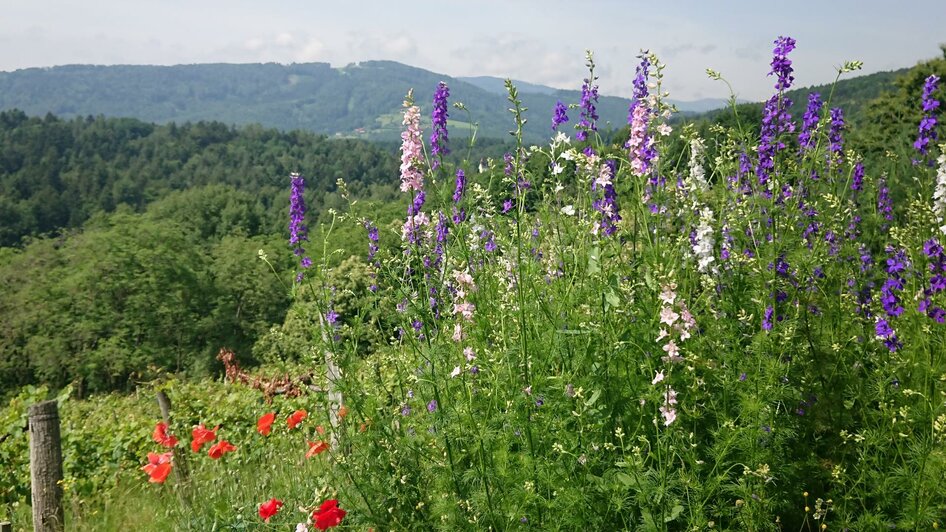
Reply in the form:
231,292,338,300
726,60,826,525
914,74,940,161
798,93,822,152
430,82,450,169
755,36,797,192
289,172,312,278
551,100,569,131
576,79,599,141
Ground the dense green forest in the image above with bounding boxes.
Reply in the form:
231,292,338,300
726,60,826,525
0,49,942,398
0,111,401,246
0,113,409,395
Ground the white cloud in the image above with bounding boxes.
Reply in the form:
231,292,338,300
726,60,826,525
295,38,327,62
275,32,294,47
244,37,264,51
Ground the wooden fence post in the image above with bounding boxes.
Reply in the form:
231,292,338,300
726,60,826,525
1,520,13,532
318,312,343,446
28,400,64,532
155,391,189,486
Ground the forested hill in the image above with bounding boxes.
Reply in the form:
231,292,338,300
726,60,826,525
0,110,399,246
690,66,911,130
0,61,633,144
0,60,920,146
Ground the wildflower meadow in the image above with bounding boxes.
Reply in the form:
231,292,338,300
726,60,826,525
3,36,946,531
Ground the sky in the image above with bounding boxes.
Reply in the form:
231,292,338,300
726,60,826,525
1,0,944,102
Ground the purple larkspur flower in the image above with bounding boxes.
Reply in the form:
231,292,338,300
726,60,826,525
924,238,944,259
756,37,797,191
427,400,438,413
365,220,380,261
435,211,449,243
769,36,796,91
851,161,865,192
576,77,599,142
502,199,514,214
452,168,466,204
627,52,651,124
326,308,339,327
914,75,940,160
289,173,312,277
409,190,426,216
430,81,450,168
828,107,845,163
552,100,569,130
762,305,774,330
875,318,902,352
481,230,497,253
798,93,822,152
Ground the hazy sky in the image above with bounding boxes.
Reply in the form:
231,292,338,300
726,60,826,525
2,0,943,101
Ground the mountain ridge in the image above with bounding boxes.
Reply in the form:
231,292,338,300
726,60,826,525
0,60,910,144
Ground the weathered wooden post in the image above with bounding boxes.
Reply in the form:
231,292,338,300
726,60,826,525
155,391,189,485
318,312,343,445
28,400,64,532
1,520,13,532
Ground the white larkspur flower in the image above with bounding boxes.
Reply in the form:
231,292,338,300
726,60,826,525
450,366,461,378
561,205,576,216
687,138,709,194
692,208,716,273
656,123,673,136
934,147,946,235
652,370,665,385
552,131,571,146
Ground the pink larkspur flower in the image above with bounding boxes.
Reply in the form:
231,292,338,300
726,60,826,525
400,102,424,192
659,285,676,306
464,347,476,361
660,404,677,425
453,301,475,320
660,307,679,327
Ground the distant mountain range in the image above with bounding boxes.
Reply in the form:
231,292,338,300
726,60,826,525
0,60,906,144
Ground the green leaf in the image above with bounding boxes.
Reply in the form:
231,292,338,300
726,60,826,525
588,246,601,275
665,504,684,523
586,389,601,407
605,289,621,310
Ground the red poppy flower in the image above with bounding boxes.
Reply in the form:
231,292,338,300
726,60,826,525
191,423,219,452
257,412,276,436
152,422,178,448
337,405,349,420
312,499,346,530
258,497,283,522
207,440,236,459
306,440,330,459
141,451,173,483
287,409,307,429
315,425,326,435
